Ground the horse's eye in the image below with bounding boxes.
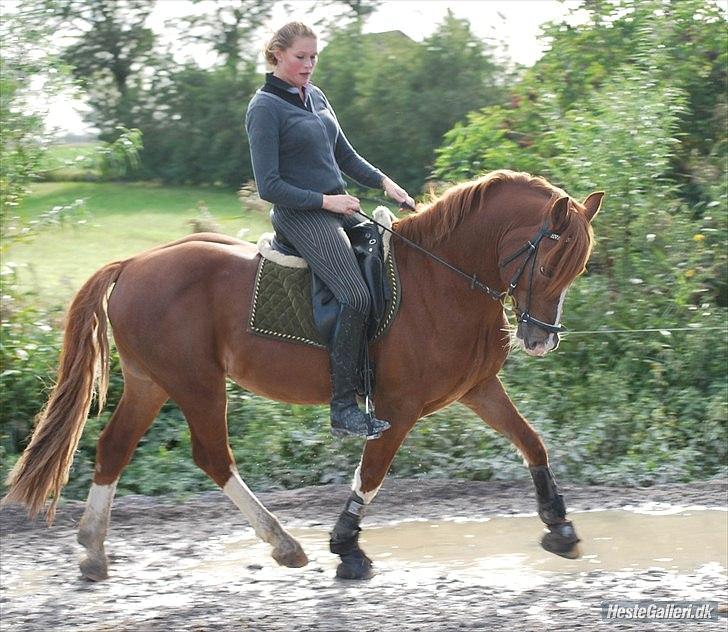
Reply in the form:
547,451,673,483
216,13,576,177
539,265,553,278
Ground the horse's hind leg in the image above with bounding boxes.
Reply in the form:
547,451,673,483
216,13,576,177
173,375,308,569
459,376,581,560
78,372,168,581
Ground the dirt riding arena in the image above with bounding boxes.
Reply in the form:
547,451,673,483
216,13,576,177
2,478,726,631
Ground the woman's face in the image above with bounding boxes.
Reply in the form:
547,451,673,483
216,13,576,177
273,36,318,88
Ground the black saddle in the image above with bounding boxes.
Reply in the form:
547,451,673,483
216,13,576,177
271,219,391,344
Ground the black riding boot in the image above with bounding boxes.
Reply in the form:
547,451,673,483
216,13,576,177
329,305,390,439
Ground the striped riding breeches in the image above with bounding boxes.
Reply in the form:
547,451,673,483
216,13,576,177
271,206,371,315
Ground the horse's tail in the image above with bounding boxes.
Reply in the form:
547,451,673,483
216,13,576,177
2,261,125,524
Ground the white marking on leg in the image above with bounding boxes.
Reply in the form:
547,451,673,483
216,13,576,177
78,480,119,578
223,469,286,543
78,481,118,548
351,463,381,504
223,468,308,567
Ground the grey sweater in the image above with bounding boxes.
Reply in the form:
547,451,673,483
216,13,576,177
245,78,384,210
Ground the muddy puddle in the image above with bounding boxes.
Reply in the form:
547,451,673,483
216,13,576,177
2,480,726,631
184,506,727,586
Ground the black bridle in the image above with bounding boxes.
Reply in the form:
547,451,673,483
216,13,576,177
356,208,565,335
498,224,564,335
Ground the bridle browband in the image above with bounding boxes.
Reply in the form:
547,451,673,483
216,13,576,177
356,208,565,335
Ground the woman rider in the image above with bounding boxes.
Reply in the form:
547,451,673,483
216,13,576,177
245,21,415,440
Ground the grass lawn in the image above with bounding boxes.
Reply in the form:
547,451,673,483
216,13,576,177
4,182,272,305
39,142,103,180
4,181,388,307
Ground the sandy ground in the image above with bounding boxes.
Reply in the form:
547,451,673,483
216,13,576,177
1,478,727,631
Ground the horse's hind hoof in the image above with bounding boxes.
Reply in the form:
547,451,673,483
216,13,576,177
271,541,309,568
336,555,374,580
79,555,109,581
540,520,582,560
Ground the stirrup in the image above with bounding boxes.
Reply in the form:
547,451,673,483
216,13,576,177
330,406,390,440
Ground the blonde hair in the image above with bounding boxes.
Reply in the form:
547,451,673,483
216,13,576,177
263,22,317,68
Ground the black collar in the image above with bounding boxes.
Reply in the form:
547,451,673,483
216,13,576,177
261,73,311,111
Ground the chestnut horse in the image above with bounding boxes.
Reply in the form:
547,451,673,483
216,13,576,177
4,170,602,581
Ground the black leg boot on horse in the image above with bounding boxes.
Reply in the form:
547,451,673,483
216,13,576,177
329,305,390,440
530,465,581,559
330,492,373,579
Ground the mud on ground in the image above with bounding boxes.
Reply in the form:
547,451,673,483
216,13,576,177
1,478,726,631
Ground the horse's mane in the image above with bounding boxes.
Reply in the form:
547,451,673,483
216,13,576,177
395,169,594,297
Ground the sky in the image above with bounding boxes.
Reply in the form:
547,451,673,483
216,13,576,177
47,0,586,135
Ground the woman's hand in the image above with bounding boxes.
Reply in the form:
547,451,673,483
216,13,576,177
382,176,415,210
322,194,362,216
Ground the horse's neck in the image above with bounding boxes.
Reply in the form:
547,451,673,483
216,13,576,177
394,212,507,372
438,185,546,261
425,195,510,291
398,185,548,315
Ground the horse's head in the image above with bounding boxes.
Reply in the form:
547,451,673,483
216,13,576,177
500,191,603,357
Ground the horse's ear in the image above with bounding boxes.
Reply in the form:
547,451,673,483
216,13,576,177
582,192,604,222
549,196,571,229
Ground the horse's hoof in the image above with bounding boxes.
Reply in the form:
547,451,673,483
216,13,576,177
540,521,582,560
555,542,582,560
79,555,109,581
271,541,309,568
336,556,374,580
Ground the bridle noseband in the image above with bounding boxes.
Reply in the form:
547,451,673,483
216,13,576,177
499,224,564,335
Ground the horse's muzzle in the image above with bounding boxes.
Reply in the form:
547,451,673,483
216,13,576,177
517,324,560,356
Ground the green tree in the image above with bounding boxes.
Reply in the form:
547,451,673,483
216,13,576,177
433,106,542,182
134,62,258,186
0,5,58,224
299,0,383,35
316,11,506,192
0,2,100,244
55,0,156,139
409,10,503,175
168,0,271,76
515,0,726,203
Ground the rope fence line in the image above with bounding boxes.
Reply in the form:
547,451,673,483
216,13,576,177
559,326,726,336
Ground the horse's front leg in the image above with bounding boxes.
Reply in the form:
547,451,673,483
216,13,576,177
330,419,412,580
460,376,581,559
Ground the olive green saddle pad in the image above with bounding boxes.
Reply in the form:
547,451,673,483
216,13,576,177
248,247,401,349
248,208,402,348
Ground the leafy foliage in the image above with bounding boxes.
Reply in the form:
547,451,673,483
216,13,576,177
168,0,272,74
132,63,258,186
432,0,727,486
435,0,727,206
0,4,59,224
56,0,157,139
315,12,505,191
